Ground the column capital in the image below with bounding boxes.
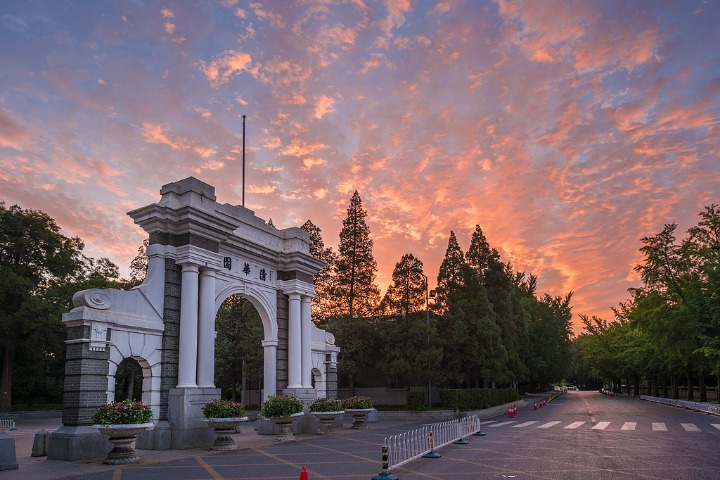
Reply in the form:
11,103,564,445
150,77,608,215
178,262,200,273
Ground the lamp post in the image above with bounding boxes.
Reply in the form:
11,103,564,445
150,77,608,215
411,265,431,407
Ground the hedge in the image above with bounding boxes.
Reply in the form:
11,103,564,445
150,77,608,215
439,388,520,410
406,391,427,411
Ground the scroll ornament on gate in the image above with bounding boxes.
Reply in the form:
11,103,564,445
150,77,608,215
73,289,113,310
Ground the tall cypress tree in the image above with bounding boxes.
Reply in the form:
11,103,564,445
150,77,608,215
439,264,508,387
379,253,425,316
484,257,529,385
334,192,380,318
465,224,499,277
300,220,338,323
434,231,465,314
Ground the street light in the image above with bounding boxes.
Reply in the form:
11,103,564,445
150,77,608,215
410,265,431,407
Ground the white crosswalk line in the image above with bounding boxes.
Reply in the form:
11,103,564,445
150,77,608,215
512,421,539,428
487,421,517,427
538,421,561,429
472,420,718,433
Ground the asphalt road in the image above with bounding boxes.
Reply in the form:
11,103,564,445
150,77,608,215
394,390,720,479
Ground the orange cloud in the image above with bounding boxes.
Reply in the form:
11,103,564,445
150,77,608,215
313,95,335,119
142,123,190,151
249,2,285,28
199,50,253,88
0,110,30,150
280,138,328,157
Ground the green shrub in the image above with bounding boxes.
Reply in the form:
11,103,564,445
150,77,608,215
91,400,153,426
439,388,520,410
260,395,304,418
309,397,344,412
343,395,374,409
202,399,245,419
406,391,427,411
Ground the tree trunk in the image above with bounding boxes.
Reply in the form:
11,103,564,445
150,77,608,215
126,364,136,401
686,373,694,401
699,374,707,402
671,374,679,399
0,345,14,411
633,375,640,396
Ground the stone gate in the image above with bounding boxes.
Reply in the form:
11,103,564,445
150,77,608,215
48,177,339,461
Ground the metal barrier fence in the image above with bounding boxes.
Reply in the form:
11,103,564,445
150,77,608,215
0,419,15,431
383,415,481,470
640,395,720,415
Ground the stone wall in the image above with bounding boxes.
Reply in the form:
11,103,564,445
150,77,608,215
61,324,110,426
159,258,182,420
276,290,289,393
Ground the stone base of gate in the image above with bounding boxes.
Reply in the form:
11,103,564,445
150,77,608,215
257,387,320,436
136,420,172,450
168,387,220,449
47,425,110,462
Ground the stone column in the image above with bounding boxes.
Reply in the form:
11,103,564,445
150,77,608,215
301,295,313,388
196,269,216,388
262,340,278,400
287,293,302,389
177,263,199,388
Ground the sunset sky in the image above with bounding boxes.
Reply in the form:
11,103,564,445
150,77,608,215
1,1,718,333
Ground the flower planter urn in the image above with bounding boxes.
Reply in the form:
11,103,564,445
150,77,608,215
269,412,304,441
311,410,344,434
94,423,153,465
345,408,373,429
205,417,249,451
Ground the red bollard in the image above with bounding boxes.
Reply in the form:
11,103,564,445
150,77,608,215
534,401,537,411
300,466,309,480
507,405,512,417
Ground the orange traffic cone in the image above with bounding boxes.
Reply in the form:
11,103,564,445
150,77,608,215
300,466,309,480
534,400,537,411
507,405,512,417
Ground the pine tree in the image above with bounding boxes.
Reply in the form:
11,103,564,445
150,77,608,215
334,192,381,318
465,224,499,277
438,264,508,387
484,258,529,385
300,220,338,322
379,253,425,316
434,231,465,314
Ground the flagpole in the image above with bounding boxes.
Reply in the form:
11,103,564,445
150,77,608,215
242,114,246,207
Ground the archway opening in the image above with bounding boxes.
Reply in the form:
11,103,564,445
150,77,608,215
114,357,143,402
215,294,265,409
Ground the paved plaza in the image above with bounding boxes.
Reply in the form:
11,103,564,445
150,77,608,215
3,415,471,480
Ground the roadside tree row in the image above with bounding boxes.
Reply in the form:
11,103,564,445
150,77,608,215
578,205,720,400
